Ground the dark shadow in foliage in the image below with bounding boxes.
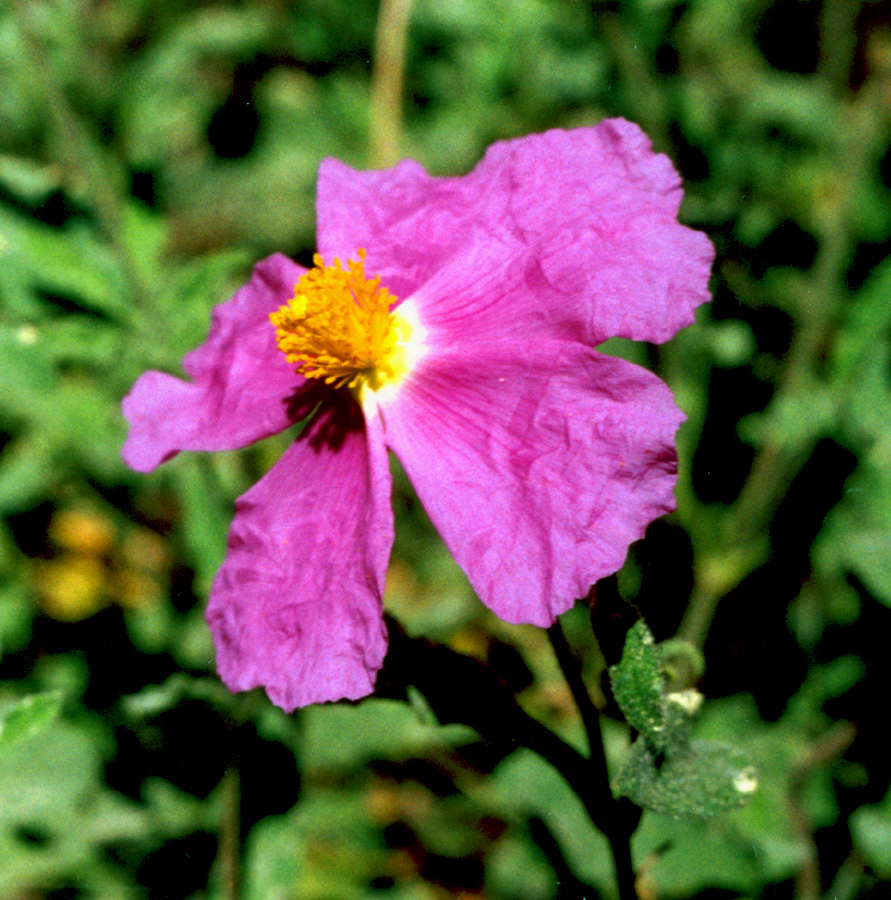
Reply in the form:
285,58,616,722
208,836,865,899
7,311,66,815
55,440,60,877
488,636,535,694
130,169,158,208
0,180,80,226
45,888,82,900
134,832,218,900
704,439,856,719
13,824,53,848
237,728,302,832
756,0,821,74
5,607,175,713
107,712,299,896
752,220,819,276
822,577,891,807
691,362,775,505
207,59,266,160
372,758,462,799
668,121,710,182
110,699,232,800
689,890,751,900
847,237,891,293
633,519,696,639
453,738,514,775
108,701,300,828
420,852,485,893
5,499,55,558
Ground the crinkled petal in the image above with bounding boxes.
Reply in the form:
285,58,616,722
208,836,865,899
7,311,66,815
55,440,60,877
317,156,468,302
378,341,683,626
482,121,714,344
205,395,392,711
122,254,307,472
406,225,586,344
317,119,712,344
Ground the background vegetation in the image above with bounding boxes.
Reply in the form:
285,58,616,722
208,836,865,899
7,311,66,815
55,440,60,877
1,0,891,898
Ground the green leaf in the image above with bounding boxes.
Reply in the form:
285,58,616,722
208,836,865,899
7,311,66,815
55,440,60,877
693,694,835,883
633,813,762,896
491,747,614,895
0,574,34,657
816,456,891,607
170,455,232,597
0,430,56,512
0,153,61,205
851,791,891,879
0,691,63,752
121,674,232,719
0,719,148,895
609,620,666,744
815,258,891,607
614,738,758,818
300,698,475,775
0,203,127,319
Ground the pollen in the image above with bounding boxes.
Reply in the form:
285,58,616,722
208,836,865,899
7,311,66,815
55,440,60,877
271,249,420,399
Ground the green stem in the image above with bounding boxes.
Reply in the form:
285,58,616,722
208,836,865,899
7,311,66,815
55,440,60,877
369,0,413,168
546,621,601,757
219,763,242,900
548,619,639,900
380,617,640,899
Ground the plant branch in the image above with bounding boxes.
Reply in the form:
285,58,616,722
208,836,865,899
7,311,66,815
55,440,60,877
547,620,602,759
548,618,639,900
369,0,413,168
378,616,640,899
788,721,857,900
823,850,866,900
218,762,242,900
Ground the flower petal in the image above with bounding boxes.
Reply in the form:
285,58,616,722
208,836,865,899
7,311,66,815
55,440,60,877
122,254,307,472
378,342,683,626
316,155,471,302
405,224,585,345
205,394,393,711
479,121,714,344
317,119,712,344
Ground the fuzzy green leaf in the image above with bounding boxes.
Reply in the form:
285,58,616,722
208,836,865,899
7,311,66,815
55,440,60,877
609,620,666,744
615,738,758,818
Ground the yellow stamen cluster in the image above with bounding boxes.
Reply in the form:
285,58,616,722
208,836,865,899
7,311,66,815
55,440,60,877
270,249,414,397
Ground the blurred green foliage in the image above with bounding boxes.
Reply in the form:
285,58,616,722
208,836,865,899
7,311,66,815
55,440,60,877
1,0,891,898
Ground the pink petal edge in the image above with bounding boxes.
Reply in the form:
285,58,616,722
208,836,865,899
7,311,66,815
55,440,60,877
205,396,393,711
122,254,306,472
379,340,683,627
317,119,713,346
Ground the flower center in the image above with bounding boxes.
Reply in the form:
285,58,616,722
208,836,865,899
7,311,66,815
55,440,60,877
271,249,418,398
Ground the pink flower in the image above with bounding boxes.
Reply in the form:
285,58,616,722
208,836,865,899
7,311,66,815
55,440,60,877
122,119,713,711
